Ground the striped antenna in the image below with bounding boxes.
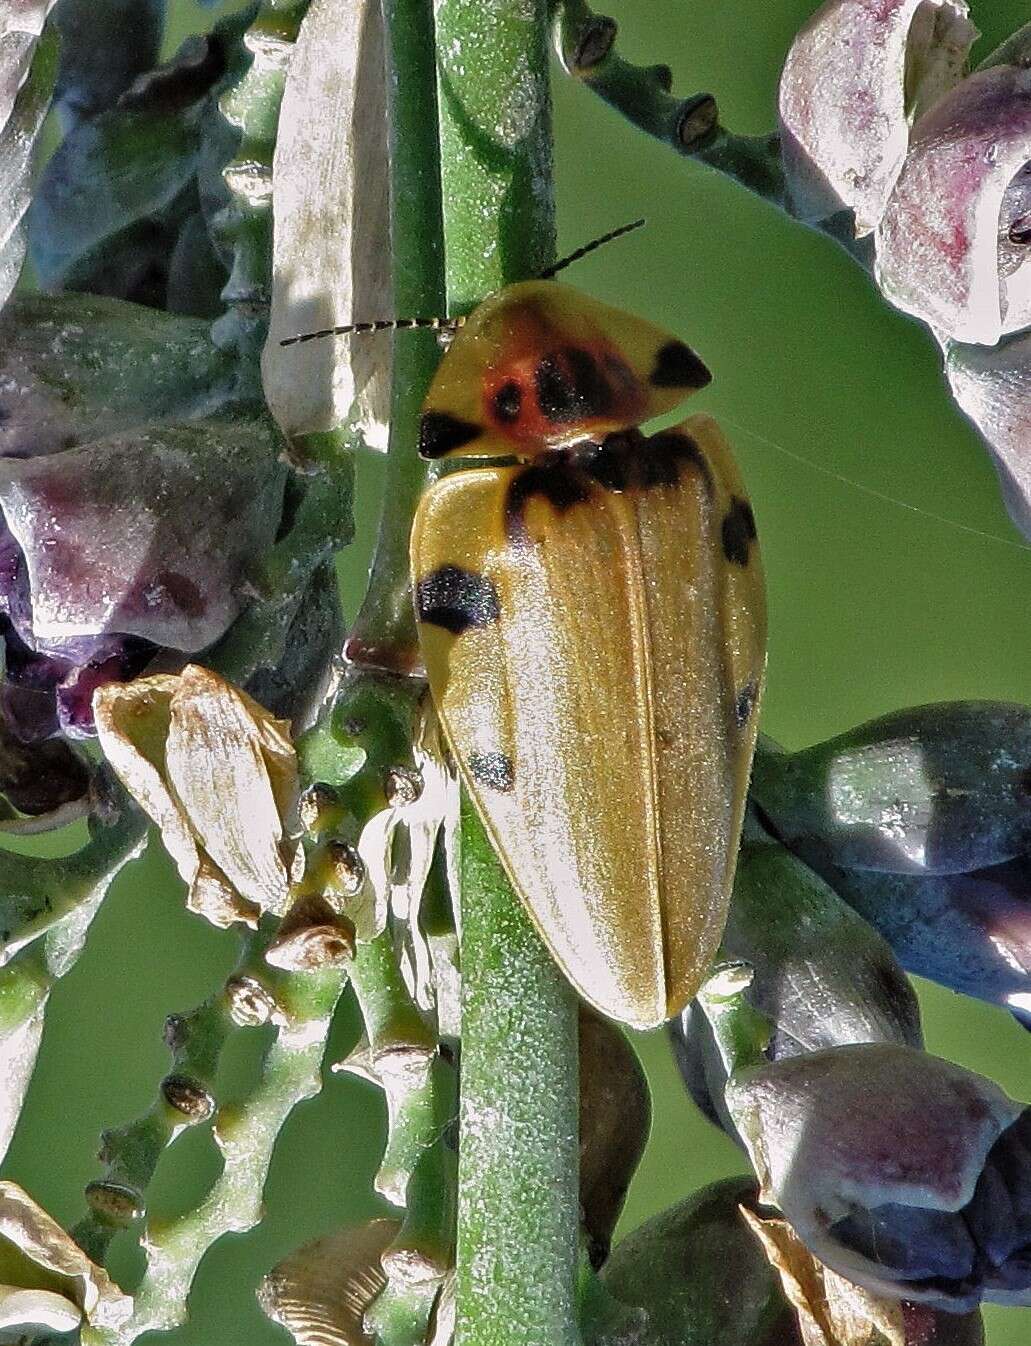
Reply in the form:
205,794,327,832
279,314,463,348
539,217,646,279
278,219,646,346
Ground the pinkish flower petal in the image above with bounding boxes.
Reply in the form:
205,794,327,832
779,0,976,233
0,416,285,654
946,329,1031,537
876,63,1031,342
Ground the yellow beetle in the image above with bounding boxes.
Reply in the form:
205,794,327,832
410,282,766,1029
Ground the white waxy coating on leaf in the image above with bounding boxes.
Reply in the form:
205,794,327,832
261,0,392,447
0,17,56,312
0,1001,43,1165
778,0,976,233
876,64,1031,343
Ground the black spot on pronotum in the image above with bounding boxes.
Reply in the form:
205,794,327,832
566,347,613,418
734,681,758,729
492,381,523,424
649,341,712,391
418,411,482,459
535,348,613,423
535,353,580,422
468,751,515,792
505,463,591,540
416,565,500,633
721,497,757,566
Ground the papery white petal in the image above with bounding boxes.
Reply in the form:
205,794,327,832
876,64,1031,343
165,665,296,916
262,0,391,448
946,329,1031,540
779,0,976,233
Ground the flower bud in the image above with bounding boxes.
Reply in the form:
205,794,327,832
946,329,1031,539
592,1176,803,1346
876,61,1031,343
778,0,976,232
726,1042,1031,1311
579,1006,650,1268
822,855,1031,1019
751,704,1031,875
671,826,921,1135
743,1207,986,1346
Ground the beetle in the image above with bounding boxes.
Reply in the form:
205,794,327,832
409,280,767,1028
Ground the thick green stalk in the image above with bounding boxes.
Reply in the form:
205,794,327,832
347,0,445,673
431,3,580,1340
456,802,581,1346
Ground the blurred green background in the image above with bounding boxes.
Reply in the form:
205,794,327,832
4,0,1031,1341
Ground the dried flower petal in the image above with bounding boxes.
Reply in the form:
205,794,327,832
742,1208,906,1346
262,0,391,447
0,1181,131,1331
94,667,299,928
779,0,976,232
876,63,1031,342
258,1219,399,1346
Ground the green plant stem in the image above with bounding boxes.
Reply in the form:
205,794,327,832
82,964,346,1346
431,2,581,1340
457,801,581,1346
70,920,282,1265
555,0,787,207
0,803,146,1166
211,1,309,388
346,0,446,674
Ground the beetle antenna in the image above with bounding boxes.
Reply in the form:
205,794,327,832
538,217,646,280
279,219,645,345
279,314,465,348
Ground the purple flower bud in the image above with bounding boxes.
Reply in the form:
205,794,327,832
946,329,1031,539
751,705,1031,876
778,0,976,232
823,855,1031,1020
671,827,921,1136
726,1043,1031,1311
876,62,1031,342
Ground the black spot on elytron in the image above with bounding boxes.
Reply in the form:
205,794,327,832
640,429,712,490
534,347,613,423
585,428,713,494
468,751,515,792
505,463,591,541
418,411,482,459
734,681,758,728
416,565,500,633
584,438,630,492
721,497,758,567
649,340,712,390
492,381,523,424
